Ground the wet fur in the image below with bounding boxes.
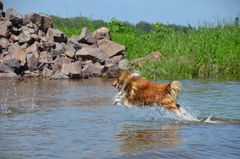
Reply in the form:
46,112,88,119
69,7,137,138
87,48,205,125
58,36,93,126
112,70,184,115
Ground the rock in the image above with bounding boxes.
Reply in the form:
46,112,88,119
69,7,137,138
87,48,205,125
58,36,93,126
39,51,52,64
21,26,35,34
97,39,126,57
67,35,81,50
46,28,67,43
82,63,104,77
118,59,131,70
26,53,39,71
8,43,27,66
51,42,66,58
102,63,119,78
52,56,72,74
0,20,11,38
50,72,69,80
131,51,162,66
79,43,97,49
93,27,111,40
38,29,45,38
109,55,122,65
61,61,82,78
0,72,19,79
39,39,55,52
79,27,96,44
0,63,14,73
0,38,9,49
2,57,21,68
29,13,53,32
18,30,32,44
10,34,19,42
10,27,21,35
24,70,40,77
42,65,53,77
65,45,75,59
5,8,23,27
26,42,39,55
75,47,109,64
31,34,40,42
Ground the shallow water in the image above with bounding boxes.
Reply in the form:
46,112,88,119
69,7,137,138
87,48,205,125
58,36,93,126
0,78,240,159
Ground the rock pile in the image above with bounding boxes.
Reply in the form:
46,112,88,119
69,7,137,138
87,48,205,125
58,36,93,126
0,4,126,80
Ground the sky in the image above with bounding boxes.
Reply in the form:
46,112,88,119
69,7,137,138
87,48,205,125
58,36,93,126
2,0,240,26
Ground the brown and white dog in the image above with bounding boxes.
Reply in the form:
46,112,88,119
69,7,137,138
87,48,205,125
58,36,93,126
112,70,185,116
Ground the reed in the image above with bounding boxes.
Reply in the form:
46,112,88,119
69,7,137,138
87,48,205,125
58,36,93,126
52,16,240,80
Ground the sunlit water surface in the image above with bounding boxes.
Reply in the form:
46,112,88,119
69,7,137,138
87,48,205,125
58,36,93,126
0,78,240,159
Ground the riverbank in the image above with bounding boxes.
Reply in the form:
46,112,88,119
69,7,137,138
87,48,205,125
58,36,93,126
53,16,240,80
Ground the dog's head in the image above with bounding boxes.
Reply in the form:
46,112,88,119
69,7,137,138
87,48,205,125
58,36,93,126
112,70,132,90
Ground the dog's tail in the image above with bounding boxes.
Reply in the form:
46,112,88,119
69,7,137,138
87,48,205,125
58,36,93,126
169,81,181,102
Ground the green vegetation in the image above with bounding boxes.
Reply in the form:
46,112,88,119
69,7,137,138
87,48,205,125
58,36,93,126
52,16,240,80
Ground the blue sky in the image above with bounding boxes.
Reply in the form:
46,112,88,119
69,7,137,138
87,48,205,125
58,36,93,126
2,0,240,26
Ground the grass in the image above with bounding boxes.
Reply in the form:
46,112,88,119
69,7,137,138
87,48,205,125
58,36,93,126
52,16,240,80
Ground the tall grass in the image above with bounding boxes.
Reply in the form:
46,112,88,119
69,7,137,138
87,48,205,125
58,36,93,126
52,16,240,80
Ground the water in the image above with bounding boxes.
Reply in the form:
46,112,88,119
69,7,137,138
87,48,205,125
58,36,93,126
0,78,240,159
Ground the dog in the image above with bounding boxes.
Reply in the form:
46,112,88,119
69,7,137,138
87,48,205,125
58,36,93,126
112,70,185,116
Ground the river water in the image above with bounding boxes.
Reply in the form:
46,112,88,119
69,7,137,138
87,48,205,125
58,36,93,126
0,78,240,159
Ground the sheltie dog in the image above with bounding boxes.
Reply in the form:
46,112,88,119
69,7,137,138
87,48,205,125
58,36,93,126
112,70,185,116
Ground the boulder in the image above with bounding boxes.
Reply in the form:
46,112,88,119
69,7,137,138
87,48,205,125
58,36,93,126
8,43,27,66
50,72,69,80
102,63,119,78
82,63,104,77
28,13,53,32
18,30,32,44
97,39,126,57
51,42,66,58
67,35,81,50
65,45,75,59
26,53,39,71
61,61,82,78
118,59,131,70
79,27,96,44
75,47,109,64
26,42,39,54
93,27,111,40
51,56,72,74
0,72,19,79
2,57,21,68
42,65,53,78
31,34,40,42
5,8,23,27
109,55,122,65
0,38,9,49
46,28,67,43
0,20,11,38
10,34,19,42
39,51,52,64
0,63,14,73
21,26,35,34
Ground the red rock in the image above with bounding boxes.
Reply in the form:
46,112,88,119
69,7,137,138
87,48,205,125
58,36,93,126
8,43,27,66
79,27,96,44
46,28,67,43
82,63,104,77
61,61,82,78
97,39,126,57
75,47,109,64
0,38,9,49
93,27,111,40
29,13,53,32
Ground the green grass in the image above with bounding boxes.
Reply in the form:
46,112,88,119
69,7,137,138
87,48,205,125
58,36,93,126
52,16,240,80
